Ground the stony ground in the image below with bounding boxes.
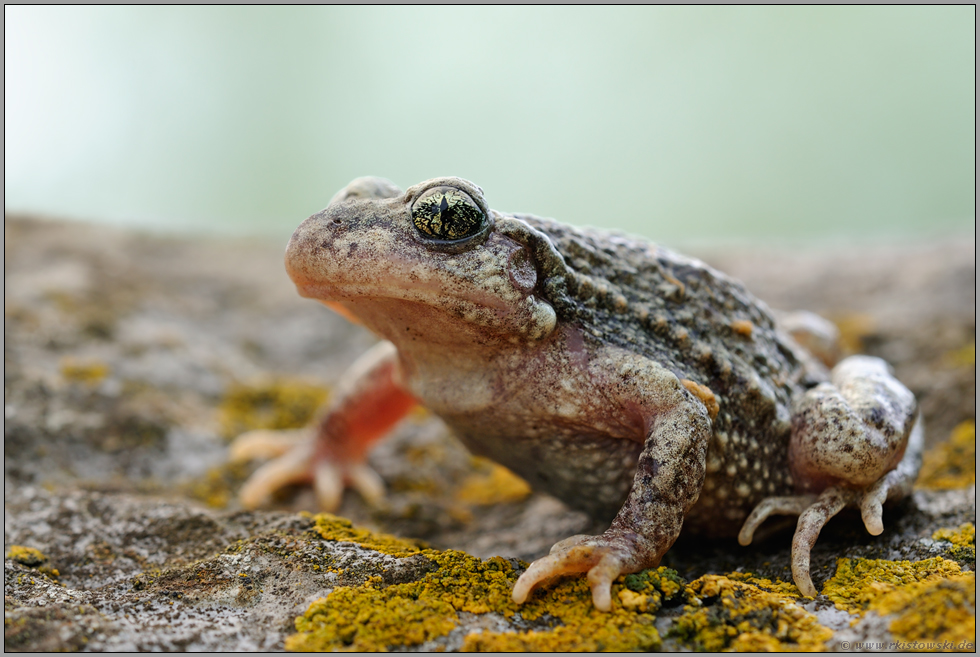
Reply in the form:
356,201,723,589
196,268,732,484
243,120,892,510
4,215,975,651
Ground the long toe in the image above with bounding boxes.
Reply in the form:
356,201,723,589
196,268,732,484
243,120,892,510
238,441,315,509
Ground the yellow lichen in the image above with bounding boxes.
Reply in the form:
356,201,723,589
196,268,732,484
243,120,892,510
219,378,329,439
726,571,805,598
6,546,47,567
826,555,977,648
942,342,976,369
39,567,61,579
917,421,976,490
309,513,427,559
59,357,110,384
822,557,965,615
456,457,532,506
874,571,976,647
289,578,457,651
670,575,832,652
289,517,667,652
617,588,653,612
185,461,252,508
933,523,976,548
464,570,664,651
932,523,976,562
832,313,876,355
619,566,689,613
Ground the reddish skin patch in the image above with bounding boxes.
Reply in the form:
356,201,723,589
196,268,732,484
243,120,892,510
564,325,590,370
314,357,417,463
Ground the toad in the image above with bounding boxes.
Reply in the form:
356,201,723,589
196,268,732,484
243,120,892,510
232,177,921,609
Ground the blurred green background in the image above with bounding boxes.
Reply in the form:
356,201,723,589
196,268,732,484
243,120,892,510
5,6,975,246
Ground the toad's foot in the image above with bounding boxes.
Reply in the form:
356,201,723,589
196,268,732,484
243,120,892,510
512,534,641,611
737,467,920,598
739,486,856,597
231,429,385,511
231,341,417,512
739,355,922,597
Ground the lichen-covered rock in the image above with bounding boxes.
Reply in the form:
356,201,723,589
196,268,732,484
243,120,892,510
4,216,974,651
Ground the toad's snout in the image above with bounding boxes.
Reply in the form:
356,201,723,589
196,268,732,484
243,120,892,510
284,209,344,296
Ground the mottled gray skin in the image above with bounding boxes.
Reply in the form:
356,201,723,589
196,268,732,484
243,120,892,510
506,213,824,533
238,176,920,607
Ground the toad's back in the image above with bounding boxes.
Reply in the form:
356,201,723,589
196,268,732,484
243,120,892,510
521,215,822,532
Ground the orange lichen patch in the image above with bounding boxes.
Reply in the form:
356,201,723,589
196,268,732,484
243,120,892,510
456,457,532,506
876,572,975,648
681,379,720,421
832,313,876,355
308,513,426,559
289,519,672,652
59,357,110,384
6,546,47,567
730,319,754,337
219,378,329,439
917,421,976,490
822,557,965,615
670,574,832,651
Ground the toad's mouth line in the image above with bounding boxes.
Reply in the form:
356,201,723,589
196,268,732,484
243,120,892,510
293,281,518,314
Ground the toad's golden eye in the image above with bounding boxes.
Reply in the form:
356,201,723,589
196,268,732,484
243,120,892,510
411,187,486,241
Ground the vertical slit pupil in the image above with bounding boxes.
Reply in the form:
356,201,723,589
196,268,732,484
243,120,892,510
412,188,485,241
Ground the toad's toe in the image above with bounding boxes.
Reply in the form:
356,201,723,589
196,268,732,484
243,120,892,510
513,541,628,611
238,438,316,509
234,430,386,512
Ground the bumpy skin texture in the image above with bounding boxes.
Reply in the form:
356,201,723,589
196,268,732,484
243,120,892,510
233,176,921,608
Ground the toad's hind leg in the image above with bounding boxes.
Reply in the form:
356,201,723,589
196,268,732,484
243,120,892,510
739,355,921,597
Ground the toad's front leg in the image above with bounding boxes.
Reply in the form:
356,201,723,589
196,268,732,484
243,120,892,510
738,355,920,596
513,356,711,611
232,341,417,510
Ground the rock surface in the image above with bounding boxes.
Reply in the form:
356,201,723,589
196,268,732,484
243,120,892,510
4,216,975,651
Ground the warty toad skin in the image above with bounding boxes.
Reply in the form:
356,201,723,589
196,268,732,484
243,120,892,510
232,176,921,609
